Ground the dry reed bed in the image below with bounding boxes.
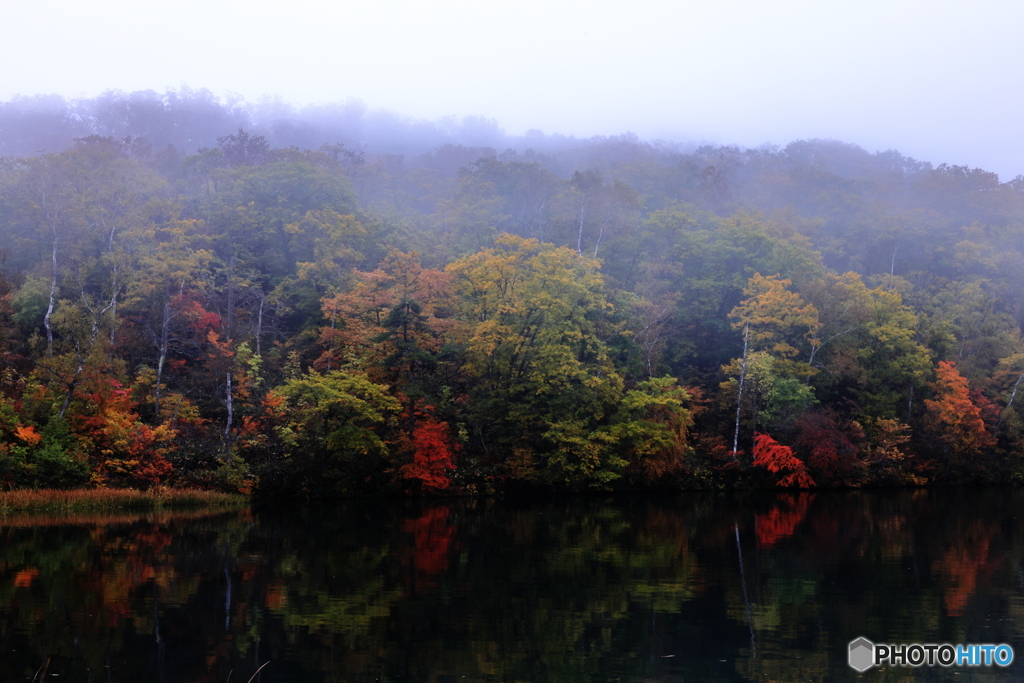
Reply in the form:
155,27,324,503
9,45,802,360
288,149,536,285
0,488,247,514
0,507,251,528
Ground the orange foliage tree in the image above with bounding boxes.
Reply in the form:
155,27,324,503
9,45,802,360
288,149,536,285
924,360,996,478
74,374,175,487
318,249,454,378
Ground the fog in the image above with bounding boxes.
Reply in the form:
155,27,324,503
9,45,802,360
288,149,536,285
3,0,1023,179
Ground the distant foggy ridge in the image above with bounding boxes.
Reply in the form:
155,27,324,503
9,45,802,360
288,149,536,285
0,88,656,161
2,88,1015,186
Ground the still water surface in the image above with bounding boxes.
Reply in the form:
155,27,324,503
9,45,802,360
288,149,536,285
1,489,1023,682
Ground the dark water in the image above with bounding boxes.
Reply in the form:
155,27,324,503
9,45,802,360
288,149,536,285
1,489,1023,682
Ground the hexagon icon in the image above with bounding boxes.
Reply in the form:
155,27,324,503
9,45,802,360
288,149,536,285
848,637,875,672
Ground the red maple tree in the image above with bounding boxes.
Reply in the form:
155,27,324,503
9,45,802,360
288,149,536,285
795,410,863,483
752,432,815,488
396,402,458,491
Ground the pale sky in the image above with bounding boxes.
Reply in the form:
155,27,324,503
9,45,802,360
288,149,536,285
4,0,1023,178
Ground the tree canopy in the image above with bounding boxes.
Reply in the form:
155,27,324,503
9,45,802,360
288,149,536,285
1,113,1023,495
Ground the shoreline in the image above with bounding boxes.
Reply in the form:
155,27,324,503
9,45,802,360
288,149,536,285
0,488,248,514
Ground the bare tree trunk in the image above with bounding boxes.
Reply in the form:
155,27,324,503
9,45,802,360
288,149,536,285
998,370,1024,429
576,197,589,256
44,234,58,356
255,292,265,357
807,325,853,371
224,371,233,458
634,301,670,378
593,216,612,259
105,262,121,354
732,322,749,459
154,298,171,418
221,257,237,455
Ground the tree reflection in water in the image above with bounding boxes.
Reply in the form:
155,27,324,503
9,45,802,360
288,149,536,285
0,489,1022,682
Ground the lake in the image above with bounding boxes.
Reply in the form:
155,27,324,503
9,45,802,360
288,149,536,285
1,488,1022,682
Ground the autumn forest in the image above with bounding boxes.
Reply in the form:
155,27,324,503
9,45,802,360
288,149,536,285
1,92,1023,497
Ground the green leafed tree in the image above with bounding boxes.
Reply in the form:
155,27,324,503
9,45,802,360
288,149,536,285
258,370,400,497
446,234,626,488
605,376,695,486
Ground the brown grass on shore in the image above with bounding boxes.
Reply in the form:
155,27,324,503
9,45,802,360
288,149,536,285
0,488,247,514
0,507,251,528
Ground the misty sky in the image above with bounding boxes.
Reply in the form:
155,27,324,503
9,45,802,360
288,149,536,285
5,0,1023,178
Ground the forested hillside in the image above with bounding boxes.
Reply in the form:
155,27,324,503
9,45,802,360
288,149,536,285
1,92,1023,496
